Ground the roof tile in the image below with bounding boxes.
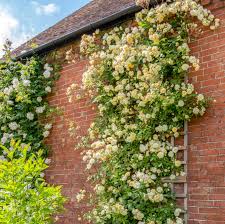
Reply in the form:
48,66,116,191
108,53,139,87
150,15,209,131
13,0,136,57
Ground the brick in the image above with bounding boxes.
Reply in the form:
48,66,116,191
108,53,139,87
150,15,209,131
188,1,225,223
24,1,225,223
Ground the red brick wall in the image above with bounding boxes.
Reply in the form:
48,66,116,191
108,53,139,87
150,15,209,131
188,1,225,223
44,1,225,223
45,58,94,224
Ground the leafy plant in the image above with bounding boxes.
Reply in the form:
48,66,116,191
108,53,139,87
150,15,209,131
0,45,60,156
0,140,65,224
71,0,219,223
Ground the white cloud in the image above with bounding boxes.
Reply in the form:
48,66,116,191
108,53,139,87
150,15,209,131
0,6,34,55
31,2,59,15
0,7,18,50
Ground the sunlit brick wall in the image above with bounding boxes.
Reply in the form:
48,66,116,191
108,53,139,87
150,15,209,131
44,1,225,223
188,1,225,223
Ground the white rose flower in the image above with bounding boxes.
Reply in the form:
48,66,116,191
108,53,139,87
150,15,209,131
43,130,50,138
7,100,14,105
96,185,105,194
9,122,19,130
157,187,163,193
178,100,184,107
160,88,166,94
197,94,204,101
26,112,34,120
181,64,189,71
173,147,179,153
168,151,174,158
152,142,159,149
12,78,19,88
40,173,45,178
37,96,42,102
150,174,157,180
0,155,6,161
45,86,51,93
172,127,178,133
176,217,183,224
44,63,53,71
1,136,8,144
175,160,181,167
167,218,174,224
174,84,180,90
193,107,200,115
132,209,144,221
44,63,50,69
76,190,86,202
43,70,51,78
44,123,52,130
162,124,168,131
23,79,31,86
174,208,182,217
139,144,147,153
36,106,45,114
4,86,13,95
157,151,164,159
187,88,193,94
126,132,136,142
45,158,51,164
138,154,143,160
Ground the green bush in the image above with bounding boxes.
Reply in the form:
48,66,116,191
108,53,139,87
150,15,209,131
0,140,65,224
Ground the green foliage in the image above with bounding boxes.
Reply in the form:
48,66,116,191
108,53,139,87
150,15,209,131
0,140,65,224
0,52,59,156
76,1,219,223
0,43,65,223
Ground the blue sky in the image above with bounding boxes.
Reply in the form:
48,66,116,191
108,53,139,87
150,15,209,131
0,0,91,51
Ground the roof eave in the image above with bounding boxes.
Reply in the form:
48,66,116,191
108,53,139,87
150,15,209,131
15,4,141,60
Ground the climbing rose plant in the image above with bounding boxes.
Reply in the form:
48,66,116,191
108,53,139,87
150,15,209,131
73,0,219,223
0,51,59,156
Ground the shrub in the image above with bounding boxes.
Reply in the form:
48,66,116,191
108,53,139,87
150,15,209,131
0,140,65,224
